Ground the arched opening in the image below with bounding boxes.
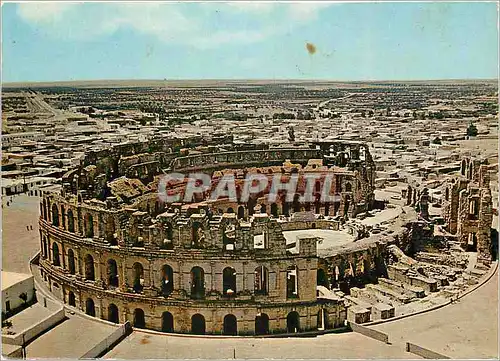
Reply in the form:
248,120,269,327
161,264,174,296
192,222,203,248
324,203,330,216
108,304,119,324
255,313,269,335
317,269,328,287
133,308,146,328
282,202,290,217
43,237,48,259
292,194,301,213
42,200,47,221
67,249,76,275
162,311,174,333
461,159,466,176
317,309,328,330
223,314,238,336
67,209,75,232
286,266,298,298
227,207,234,214
254,266,269,295
85,214,94,238
223,267,237,297
237,206,245,219
191,314,205,335
52,204,59,227
52,242,61,267
61,205,66,230
85,298,95,317
445,187,449,201
270,203,278,218
260,204,267,214
467,233,478,252
286,311,300,333
68,291,76,306
133,263,144,293
84,254,95,281
468,199,479,220
107,259,119,287
190,267,205,299
345,183,352,193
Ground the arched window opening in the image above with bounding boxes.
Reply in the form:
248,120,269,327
107,259,119,288
162,311,174,333
108,304,119,324
254,266,269,295
270,203,278,218
237,206,245,219
133,263,144,293
468,233,478,252
469,199,479,219
223,314,238,336
85,214,94,238
67,209,75,232
227,207,234,214
191,314,205,335
286,266,298,299
223,267,237,297
68,291,76,307
260,204,267,214
85,298,95,317
67,249,76,275
161,264,174,296
52,242,61,267
345,183,352,193
445,188,449,201
190,267,205,299
133,308,146,328
286,311,300,333
43,237,48,259
84,254,95,281
292,194,301,213
61,206,66,230
52,204,59,227
255,313,269,335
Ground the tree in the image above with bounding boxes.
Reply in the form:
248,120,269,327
467,121,478,137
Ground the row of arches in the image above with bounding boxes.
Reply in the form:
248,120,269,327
44,246,271,298
42,201,114,242
75,295,301,335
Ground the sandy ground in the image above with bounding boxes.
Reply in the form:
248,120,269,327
373,266,499,359
103,330,417,359
1,194,41,273
283,229,354,249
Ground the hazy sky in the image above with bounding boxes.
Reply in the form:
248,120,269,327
2,1,498,82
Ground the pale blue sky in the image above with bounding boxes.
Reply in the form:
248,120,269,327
1,1,498,82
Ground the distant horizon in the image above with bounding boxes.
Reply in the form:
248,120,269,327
3,77,498,88
2,2,498,83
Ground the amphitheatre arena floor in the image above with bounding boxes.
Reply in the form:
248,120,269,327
2,194,498,359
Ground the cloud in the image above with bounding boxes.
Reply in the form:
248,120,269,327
15,2,332,49
17,3,73,23
288,3,334,23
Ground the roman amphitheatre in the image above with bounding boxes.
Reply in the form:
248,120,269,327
36,136,496,341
